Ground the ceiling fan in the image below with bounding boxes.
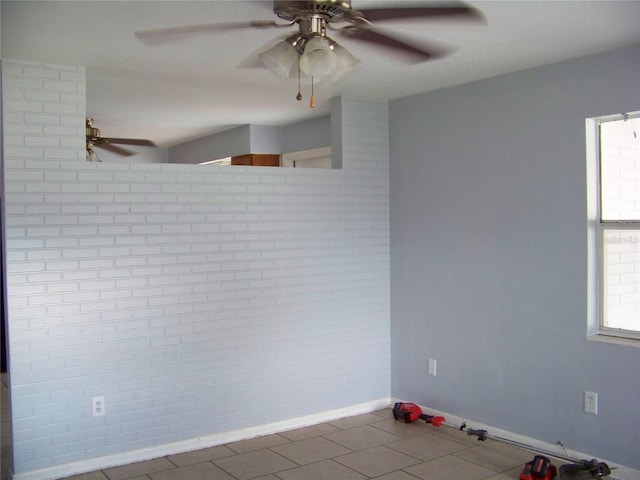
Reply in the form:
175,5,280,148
85,118,156,162
135,0,484,106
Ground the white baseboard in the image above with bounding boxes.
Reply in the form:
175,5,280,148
395,399,640,480
11,398,391,480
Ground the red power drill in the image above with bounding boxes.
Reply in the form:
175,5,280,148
392,402,446,427
520,455,558,480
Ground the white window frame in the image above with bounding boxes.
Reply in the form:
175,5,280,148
586,112,640,346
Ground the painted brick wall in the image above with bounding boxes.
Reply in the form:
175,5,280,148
2,60,390,477
599,117,640,330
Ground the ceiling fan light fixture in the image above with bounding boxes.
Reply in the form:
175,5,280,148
86,144,101,162
329,41,360,80
299,35,338,77
260,39,299,78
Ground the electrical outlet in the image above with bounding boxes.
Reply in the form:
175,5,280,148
428,358,437,376
92,396,105,417
584,391,598,415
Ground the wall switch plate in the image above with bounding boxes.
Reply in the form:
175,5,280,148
92,396,105,417
584,391,598,415
428,358,437,376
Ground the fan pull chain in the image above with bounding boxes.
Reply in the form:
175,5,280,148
310,77,316,108
296,55,303,101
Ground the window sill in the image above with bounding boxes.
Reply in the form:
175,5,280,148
587,333,640,348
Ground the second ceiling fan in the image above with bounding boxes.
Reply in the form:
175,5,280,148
86,118,155,162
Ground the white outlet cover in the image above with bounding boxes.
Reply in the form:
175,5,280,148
92,396,106,417
584,391,598,415
428,358,437,376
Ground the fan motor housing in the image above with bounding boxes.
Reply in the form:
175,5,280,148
274,0,353,21
86,118,100,141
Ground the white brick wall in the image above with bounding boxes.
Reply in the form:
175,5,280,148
600,117,640,330
3,60,390,476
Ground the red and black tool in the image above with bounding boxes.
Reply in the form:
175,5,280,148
392,402,446,427
460,423,612,480
392,403,611,480
520,455,558,480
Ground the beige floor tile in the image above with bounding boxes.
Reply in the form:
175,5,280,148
484,465,528,479
334,445,422,477
371,471,426,480
369,418,434,438
271,436,353,465
430,424,490,447
167,444,236,466
214,448,297,480
149,461,235,480
329,412,383,430
275,459,367,480
386,431,469,461
103,457,176,480
453,440,534,472
404,454,497,480
279,422,341,442
371,408,394,418
324,424,402,451
226,433,290,454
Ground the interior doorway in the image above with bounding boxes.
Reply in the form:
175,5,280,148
281,146,332,169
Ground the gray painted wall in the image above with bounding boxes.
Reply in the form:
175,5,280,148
248,124,284,153
169,117,331,165
283,115,331,154
389,43,640,469
169,124,253,164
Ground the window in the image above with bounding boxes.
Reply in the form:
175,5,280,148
587,112,640,343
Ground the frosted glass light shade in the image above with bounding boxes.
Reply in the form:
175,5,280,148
331,44,360,81
260,41,298,78
299,36,337,77
86,148,101,162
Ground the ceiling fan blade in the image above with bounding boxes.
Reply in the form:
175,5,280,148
357,1,485,23
99,137,156,147
135,20,280,45
341,28,449,63
94,142,135,157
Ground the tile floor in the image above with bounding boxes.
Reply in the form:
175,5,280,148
47,408,549,480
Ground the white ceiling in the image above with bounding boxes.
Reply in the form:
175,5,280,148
2,0,640,148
